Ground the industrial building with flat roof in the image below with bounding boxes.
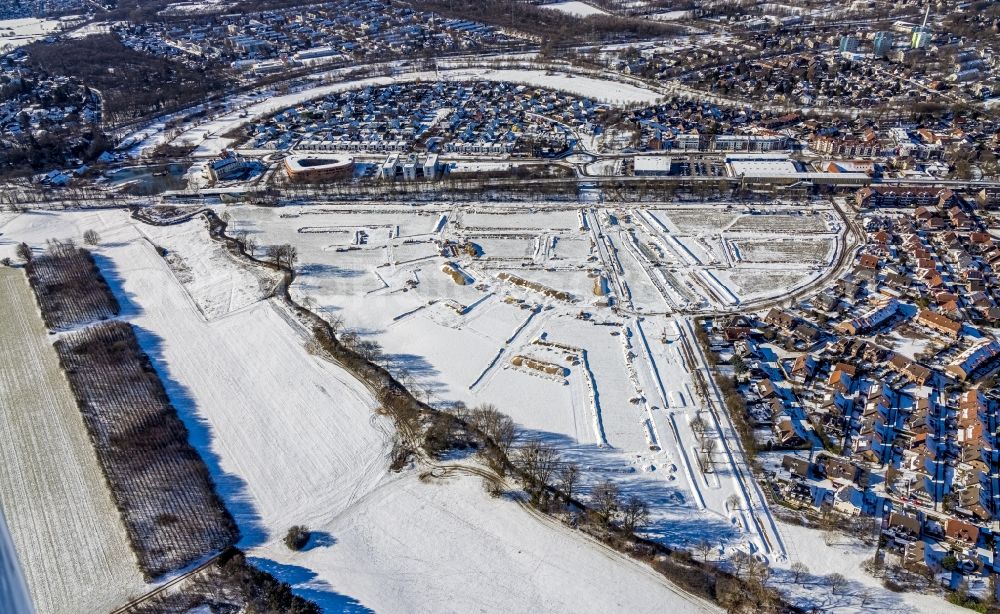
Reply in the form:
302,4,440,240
725,154,870,186
633,155,672,176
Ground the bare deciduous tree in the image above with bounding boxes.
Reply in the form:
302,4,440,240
16,242,31,262
730,550,753,579
83,229,100,246
690,414,708,440
469,404,516,473
695,539,714,562
356,340,384,363
515,439,560,504
862,556,884,578
825,572,847,595
340,330,359,350
590,480,620,526
823,530,839,547
620,495,649,533
698,451,713,474
790,561,809,584
558,462,580,504
859,589,873,606
702,437,719,456
266,244,298,269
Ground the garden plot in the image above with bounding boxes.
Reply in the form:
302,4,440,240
650,209,743,235
550,235,594,261
728,238,833,264
460,209,580,232
462,298,538,345
714,269,818,301
0,268,146,614
472,235,538,260
674,235,726,265
140,219,281,320
492,267,595,302
386,240,439,266
726,212,830,234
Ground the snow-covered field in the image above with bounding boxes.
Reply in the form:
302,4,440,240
774,519,967,614
0,208,721,611
253,471,718,612
541,1,610,18
651,10,694,21
139,219,281,320
0,17,65,50
221,200,842,567
0,267,146,614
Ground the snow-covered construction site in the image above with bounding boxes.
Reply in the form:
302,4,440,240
1,185,976,613
0,190,955,614
218,200,840,564
0,206,726,613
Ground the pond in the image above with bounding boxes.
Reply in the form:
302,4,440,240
104,163,190,195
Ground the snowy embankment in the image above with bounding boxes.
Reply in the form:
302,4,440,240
0,18,64,50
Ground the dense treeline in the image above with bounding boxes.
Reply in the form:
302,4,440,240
24,240,120,329
25,34,230,127
0,123,112,175
125,548,320,614
0,64,111,174
54,320,239,579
